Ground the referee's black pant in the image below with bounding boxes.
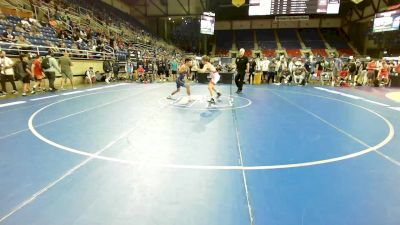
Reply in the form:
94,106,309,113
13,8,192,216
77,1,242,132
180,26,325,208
235,71,245,91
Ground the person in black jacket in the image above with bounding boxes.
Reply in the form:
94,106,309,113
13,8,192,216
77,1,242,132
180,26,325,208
235,48,249,93
103,59,112,84
112,60,119,80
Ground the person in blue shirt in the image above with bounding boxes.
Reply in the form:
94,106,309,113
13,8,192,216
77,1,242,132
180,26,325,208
170,58,178,80
167,58,192,101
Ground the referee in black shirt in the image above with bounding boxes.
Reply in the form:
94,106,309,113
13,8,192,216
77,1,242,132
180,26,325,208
235,48,249,93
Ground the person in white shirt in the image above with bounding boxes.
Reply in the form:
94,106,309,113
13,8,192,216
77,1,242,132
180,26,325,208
0,51,18,96
85,67,96,85
261,57,270,83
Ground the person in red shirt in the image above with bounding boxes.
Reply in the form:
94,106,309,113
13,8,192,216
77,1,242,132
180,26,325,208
31,55,45,92
366,58,377,86
339,65,350,87
377,61,389,86
137,65,146,83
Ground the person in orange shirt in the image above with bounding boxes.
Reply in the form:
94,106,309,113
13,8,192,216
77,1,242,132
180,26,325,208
137,65,146,83
31,55,45,92
366,58,377,86
338,64,348,84
377,61,389,86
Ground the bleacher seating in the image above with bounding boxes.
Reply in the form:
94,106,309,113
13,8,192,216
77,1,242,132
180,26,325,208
213,28,357,58
277,29,301,49
262,49,276,57
337,48,354,56
256,29,277,50
215,49,229,57
312,49,328,57
286,49,301,58
299,29,326,49
235,29,254,50
216,30,233,51
321,29,350,49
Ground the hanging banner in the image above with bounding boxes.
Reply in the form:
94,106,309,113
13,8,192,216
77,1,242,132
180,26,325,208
232,0,245,7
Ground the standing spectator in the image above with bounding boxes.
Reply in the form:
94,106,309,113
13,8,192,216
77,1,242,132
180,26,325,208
267,59,276,84
261,57,269,83
235,48,249,94
248,58,256,85
315,58,325,85
59,52,75,90
103,58,112,84
170,58,178,80
377,61,390,86
19,54,34,96
112,60,120,80
31,55,45,92
125,60,134,81
0,51,18,96
43,51,61,92
367,58,377,86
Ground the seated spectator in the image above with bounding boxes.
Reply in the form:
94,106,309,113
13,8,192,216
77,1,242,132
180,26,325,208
14,35,33,51
137,64,146,83
29,18,42,27
1,27,16,43
44,40,60,55
31,27,43,37
15,23,26,33
49,18,58,28
339,65,350,87
70,42,80,57
279,67,292,84
20,18,31,28
0,14,9,25
85,67,96,84
293,61,305,85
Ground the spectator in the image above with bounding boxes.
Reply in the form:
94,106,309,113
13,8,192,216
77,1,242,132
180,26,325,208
125,60,134,81
293,61,305,85
339,65,350,86
137,64,145,83
103,58,112,84
377,61,389,86
367,58,377,86
19,54,34,96
31,55,46,92
43,51,61,92
14,35,33,52
169,58,178,80
2,27,16,43
0,51,18,96
59,52,75,89
85,67,96,84
267,59,276,84
44,40,61,55
112,60,119,80
261,57,269,83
